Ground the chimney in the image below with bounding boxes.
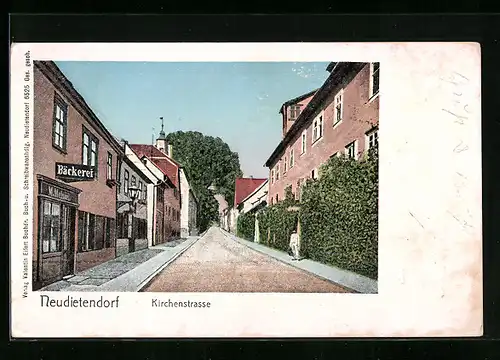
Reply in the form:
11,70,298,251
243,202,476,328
167,144,173,158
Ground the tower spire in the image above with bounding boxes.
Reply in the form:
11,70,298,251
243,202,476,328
158,117,166,140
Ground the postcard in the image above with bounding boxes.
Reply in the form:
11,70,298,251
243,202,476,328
10,42,482,337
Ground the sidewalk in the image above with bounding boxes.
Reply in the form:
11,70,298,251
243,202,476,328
40,236,200,292
220,228,378,294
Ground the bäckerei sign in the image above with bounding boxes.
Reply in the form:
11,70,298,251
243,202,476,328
55,162,95,182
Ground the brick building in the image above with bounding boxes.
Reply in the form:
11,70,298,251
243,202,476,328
265,62,380,204
130,127,198,240
32,61,123,290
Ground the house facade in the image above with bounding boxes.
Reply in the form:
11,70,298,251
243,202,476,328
230,177,268,234
237,179,269,243
131,128,198,239
115,141,152,257
123,142,161,247
179,168,199,237
32,61,122,290
265,62,380,204
136,154,180,244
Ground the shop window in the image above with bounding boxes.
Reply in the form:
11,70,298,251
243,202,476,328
41,200,61,253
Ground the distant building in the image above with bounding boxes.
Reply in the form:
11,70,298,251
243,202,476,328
130,127,198,239
229,177,267,234
265,62,380,204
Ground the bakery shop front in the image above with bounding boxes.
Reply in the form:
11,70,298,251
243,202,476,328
33,60,122,290
36,175,81,282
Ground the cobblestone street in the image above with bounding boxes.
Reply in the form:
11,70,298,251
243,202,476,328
142,227,350,293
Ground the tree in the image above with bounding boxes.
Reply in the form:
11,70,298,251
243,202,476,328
165,131,243,232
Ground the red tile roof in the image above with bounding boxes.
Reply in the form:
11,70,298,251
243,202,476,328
130,144,179,188
234,178,267,207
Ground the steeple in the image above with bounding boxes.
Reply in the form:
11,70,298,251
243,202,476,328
157,117,166,140
155,117,167,153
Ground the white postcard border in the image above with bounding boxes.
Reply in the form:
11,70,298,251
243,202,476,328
10,42,482,338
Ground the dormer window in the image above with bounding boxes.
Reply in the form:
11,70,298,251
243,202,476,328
289,105,301,121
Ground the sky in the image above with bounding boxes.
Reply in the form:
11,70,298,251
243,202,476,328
55,61,331,178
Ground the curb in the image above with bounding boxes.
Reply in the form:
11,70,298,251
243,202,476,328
136,236,201,292
220,229,376,294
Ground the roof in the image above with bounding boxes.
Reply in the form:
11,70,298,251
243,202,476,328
234,178,268,207
129,144,168,159
265,62,367,167
240,179,269,205
140,156,176,189
278,89,318,114
34,61,124,155
130,144,180,188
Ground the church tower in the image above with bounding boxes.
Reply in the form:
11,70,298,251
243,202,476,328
155,117,167,154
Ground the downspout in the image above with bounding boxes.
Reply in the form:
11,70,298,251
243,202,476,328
115,150,124,259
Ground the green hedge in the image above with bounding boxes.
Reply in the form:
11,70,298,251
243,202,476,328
237,212,256,241
300,148,378,279
256,188,299,252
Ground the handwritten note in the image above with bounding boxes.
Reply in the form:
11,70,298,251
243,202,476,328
441,71,475,232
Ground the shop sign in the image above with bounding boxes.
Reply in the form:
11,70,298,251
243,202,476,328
55,162,95,182
40,182,79,205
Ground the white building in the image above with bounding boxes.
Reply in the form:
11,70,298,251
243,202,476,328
123,142,162,247
179,168,199,237
239,179,269,215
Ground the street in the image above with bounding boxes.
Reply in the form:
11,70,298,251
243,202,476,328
142,227,350,293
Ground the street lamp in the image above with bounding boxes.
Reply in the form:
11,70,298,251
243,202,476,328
127,184,140,253
128,185,140,204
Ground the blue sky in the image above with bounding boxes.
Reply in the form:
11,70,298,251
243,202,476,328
56,61,330,178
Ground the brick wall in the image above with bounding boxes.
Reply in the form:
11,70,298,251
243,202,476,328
268,63,379,204
33,63,120,284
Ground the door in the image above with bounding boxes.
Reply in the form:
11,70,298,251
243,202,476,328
61,205,75,277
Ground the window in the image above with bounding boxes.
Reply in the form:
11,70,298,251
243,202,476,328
367,128,379,150
275,194,278,203
82,127,98,175
301,131,307,154
311,169,317,180
289,105,301,121
52,95,68,152
370,62,380,98
168,206,171,218
78,211,95,252
312,113,324,143
290,149,294,168
333,90,344,126
283,157,287,173
107,152,112,180
276,163,280,181
138,181,143,201
271,169,275,184
124,170,129,196
345,140,357,159
78,211,112,251
131,175,137,187
41,200,61,253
